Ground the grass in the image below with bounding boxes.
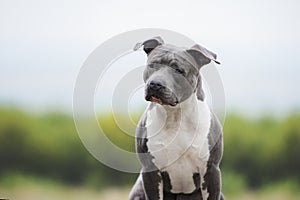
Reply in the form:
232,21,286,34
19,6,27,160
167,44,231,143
0,174,299,200
0,173,130,200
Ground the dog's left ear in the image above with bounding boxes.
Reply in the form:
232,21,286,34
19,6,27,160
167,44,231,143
188,44,220,101
133,36,164,55
187,44,220,68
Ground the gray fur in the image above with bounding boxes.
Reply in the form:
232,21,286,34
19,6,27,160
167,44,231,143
143,44,200,104
134,36,164,55
161,171,172,193
186,44,220,66
202,113,225,200
134,105,163,200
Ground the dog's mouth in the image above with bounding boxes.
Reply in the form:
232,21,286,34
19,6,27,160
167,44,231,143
150,96,163,104
146,95,178,107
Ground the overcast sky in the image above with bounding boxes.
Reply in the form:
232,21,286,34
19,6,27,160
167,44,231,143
0,0,299,115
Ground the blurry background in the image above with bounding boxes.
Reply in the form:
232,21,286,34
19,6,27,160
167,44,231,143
1,0,300,199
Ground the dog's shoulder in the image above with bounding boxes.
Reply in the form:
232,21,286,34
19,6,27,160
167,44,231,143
135,111,148,154
207,111,223,165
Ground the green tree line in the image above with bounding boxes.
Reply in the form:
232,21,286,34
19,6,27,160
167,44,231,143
0,108,299,189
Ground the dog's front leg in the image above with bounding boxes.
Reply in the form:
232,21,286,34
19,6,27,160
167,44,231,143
202,164,224,200
142,170,163,200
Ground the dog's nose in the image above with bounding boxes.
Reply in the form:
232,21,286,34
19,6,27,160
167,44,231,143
149,81,164,91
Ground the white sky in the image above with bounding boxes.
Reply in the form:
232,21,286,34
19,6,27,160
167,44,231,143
0,0,299,115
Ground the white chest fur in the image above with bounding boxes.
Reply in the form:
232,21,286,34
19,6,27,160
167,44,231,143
146,95,211,194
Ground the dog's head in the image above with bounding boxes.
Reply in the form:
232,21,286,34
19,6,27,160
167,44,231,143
134,36,220,106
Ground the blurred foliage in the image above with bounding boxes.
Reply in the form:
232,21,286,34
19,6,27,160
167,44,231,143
222,114,300,188
0,107,300,192
0,108,135,188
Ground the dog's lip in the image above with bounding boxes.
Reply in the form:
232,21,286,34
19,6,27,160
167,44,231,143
169,101,178,107
150,96,163,105
147,95,178,106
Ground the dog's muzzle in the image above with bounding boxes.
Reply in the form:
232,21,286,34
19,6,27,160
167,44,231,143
145,80,178,106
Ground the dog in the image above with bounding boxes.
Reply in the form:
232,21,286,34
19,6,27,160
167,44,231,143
129,37,224,200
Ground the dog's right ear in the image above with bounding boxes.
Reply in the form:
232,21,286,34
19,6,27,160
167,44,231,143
133,36,164,55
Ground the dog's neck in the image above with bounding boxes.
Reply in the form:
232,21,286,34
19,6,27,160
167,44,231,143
162,93,199,114
149,93,211,131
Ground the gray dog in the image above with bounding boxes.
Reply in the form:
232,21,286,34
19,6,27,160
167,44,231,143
129,37,224,200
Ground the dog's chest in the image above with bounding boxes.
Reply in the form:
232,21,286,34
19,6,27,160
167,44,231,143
145,104,211,194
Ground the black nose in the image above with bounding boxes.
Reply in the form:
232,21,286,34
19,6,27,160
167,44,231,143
149,81,164,91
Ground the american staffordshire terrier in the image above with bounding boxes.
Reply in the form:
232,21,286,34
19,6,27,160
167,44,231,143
129,37,224,200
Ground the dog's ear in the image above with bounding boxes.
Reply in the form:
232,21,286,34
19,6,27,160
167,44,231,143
133,36,164,55
187,44,220,68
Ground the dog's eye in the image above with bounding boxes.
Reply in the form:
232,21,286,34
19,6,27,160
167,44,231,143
148,64,158,69
175,68,185,75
